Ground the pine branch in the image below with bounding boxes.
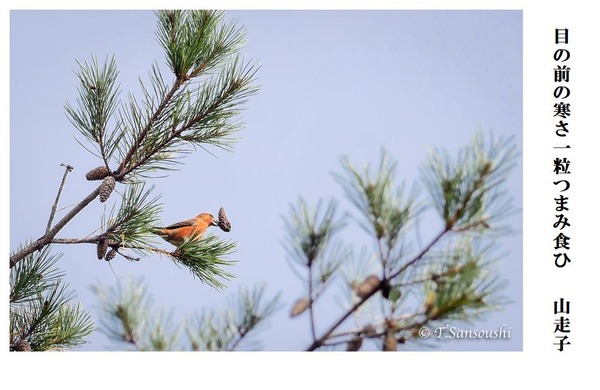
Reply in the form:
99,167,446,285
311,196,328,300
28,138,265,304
10,247,94,351
421,238,506,322
298,133,516,350
421,132,517,231
92,279,151,350
10,246,63,304
168,235,237,290
65,55,122,167
12,11,258,273
155,11,247,81
113,11,259,180
93,279,280,351
334,149,416,273
186,284,281,351
284,198,345,343
305,227,449,351
283,198,344,267
50,237,102,245
115,79,184,179
11,11,260,353
10,182,160,266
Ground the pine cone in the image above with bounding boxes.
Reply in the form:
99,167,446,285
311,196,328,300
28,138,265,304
97,240,108,260
12,339,32,352
361,324,378,338
217,207,231,232
105,238,120,247
381,280,392,299
346,337,363,351
99,176,116,203
354,275,380,298
290,298,310,317
85,166,110,181
105,248,117,261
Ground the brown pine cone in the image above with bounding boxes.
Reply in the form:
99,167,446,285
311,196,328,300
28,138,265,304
290,298,310,317
105,248,117,261
11,339,32,352
354,275,380,299
217,207,231,232
361,324,378,337
346,337,363,351
85,166,110,181
97,240,108,260
381,281,392,299
99,176,116,203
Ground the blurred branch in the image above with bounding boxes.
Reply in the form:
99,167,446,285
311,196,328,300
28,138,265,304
93,279,280,351
305,228,448,351
282,132,517,351
284,198,344,344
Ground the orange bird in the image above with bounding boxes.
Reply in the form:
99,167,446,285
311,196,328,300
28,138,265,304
152,212,218,246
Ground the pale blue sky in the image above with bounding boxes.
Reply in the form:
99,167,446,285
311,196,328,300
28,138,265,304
10,10,522,351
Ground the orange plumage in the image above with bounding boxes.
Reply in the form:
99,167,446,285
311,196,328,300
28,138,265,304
153,212,218,246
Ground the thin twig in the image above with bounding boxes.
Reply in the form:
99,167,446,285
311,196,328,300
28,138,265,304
307,263,317,342
46,164,74,234
49,237,162,263
326,327,367,341
387,228,450,281
229,327,249,351
115,248,140,262
50,237,165,254
51,237,101,245
10,186,102,268
323,318,429,349
327,312,422,342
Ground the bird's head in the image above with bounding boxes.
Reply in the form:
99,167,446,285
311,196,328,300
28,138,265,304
198,212,218,226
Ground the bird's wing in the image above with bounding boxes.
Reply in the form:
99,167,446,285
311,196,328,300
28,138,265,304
160,217,198,230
